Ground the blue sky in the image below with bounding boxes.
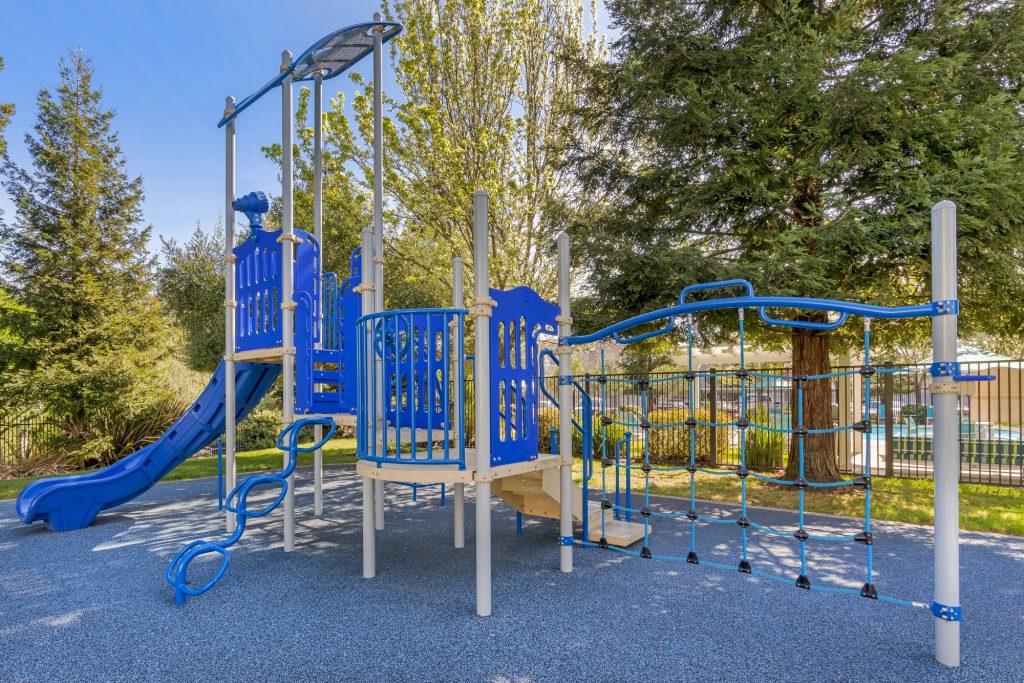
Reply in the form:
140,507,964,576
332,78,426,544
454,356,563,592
0,0,392,252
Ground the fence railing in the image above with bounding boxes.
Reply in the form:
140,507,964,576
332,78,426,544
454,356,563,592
0,414,61,465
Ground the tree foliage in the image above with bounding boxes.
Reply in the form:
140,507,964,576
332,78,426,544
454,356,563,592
0,49,182,461
564,0,1024,479
0,56,13,158
157,222,225,373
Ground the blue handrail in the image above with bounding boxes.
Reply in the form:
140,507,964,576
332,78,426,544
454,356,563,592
564,295,938,346
165,417,336,605
679,279,755,304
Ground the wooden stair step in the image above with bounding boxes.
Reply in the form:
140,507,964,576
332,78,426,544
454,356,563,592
587,518,648,547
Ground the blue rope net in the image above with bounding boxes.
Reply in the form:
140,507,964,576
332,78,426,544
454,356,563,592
581,309,929,610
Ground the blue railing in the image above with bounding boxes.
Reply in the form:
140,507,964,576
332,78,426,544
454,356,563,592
357,308,468,468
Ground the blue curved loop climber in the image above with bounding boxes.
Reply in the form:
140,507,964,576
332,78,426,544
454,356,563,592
165,416,336,605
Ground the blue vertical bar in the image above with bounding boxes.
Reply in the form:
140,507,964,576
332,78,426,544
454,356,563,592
426,313,434,462
407,312,416,462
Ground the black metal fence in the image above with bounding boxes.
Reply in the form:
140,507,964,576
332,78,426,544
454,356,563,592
0,413,61,465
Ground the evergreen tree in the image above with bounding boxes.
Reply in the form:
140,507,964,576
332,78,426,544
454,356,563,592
0,56,13,158
1,49,177,461
157,222,225,373
564,0,1024,480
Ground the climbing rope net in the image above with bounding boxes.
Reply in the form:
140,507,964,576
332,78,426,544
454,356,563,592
582,308,928,610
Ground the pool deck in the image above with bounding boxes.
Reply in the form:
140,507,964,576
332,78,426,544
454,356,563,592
1,465,1022,682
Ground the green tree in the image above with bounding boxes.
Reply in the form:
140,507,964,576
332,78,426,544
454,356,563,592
263,87,369,278
0,56,13,158
1,49,179,461
157,222,225,373
348,0,600,306
564,0,1024,480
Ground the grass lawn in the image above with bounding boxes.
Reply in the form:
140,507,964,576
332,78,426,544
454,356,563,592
0,438,358,501
573,463,1024,536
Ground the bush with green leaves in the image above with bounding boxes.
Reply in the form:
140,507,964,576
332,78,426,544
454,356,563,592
744,408,785,471
236,409,282,451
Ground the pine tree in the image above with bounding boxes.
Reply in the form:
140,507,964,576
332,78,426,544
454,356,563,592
564,0,1024,480
0,56,13,158
1,49,176,460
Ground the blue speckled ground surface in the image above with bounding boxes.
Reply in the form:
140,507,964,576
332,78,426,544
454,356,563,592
1,466,1021,682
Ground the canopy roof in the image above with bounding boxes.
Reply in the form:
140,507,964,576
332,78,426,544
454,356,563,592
218,20,403,128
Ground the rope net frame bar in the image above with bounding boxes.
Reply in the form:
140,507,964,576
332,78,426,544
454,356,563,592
563,293,941,611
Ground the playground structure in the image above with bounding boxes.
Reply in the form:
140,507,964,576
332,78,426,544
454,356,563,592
13,15,984,670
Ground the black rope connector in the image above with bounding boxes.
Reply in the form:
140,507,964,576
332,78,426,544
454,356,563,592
683,370,696,381
794,528,809,542
599,537,609,549
792,374,808,384
860,583,878,599
793,477,809,489
738,560,752,574
640,462,652,474
859,365,877,378
686,551,700,565
734,369,749,379
596,375,607,385
736,467,750,479
795,574,811,590
736,417,749,429
640,419,652,430
601,498,612,510
637,379,650,391
684,417,697,428
737,516,750,528
641,506,652,518
602,416,613,426
792,425,808,436
853,475,871,489
685,509,698,521
686,464,697,474
853,420,871,434
601,457,614,468
640,546,652,559
854,531,873,546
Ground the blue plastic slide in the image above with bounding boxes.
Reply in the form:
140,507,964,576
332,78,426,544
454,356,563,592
16,361,281,532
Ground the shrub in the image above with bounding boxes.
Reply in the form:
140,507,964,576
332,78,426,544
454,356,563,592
744,408,785,470
237,408,281,451
901,403,928,424
645,408,730,466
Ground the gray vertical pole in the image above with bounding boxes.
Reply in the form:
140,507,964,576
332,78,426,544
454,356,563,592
884,362,894,478
312,70,324,518
453,256,466,549
556,231,573,573
280,50,297,553
931,200,960,667
708,369,718,466
372,13,387,531
473,191,492,616
223,95,237,534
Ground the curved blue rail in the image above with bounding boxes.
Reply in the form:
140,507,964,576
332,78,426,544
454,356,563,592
564,280,941,346
165,417,336,605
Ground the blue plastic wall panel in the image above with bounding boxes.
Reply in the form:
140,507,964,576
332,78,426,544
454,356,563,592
234,228,320,353
489,287,558,466
336,254,362,413
383,312,452,432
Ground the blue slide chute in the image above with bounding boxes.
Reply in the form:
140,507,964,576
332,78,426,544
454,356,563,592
15,361,281,532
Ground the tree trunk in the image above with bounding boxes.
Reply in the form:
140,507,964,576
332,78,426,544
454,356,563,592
784,326,842,482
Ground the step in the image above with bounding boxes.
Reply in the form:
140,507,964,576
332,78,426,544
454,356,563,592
587,518,647,547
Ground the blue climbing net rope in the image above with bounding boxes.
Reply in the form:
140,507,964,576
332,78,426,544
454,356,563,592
166,416,335,605
576,302,936,610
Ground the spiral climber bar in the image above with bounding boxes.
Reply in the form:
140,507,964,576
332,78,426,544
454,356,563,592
561,278,992,620
166,417,336,604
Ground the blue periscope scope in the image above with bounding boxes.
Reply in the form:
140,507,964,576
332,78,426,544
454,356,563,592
232,190,269,230
165,417,336,605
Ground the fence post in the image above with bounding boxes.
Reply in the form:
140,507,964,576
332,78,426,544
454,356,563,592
884,362,894,477
708,368,718,466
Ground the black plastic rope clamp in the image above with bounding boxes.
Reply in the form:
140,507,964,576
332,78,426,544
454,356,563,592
736,417,749,429
640,462,652,473
796,574,811,590
737,516,750,528
853,475,871,489
854,531,873,545
686,464,697,474
861,583,878,599
736,467,749,479
859,365,877,377
793,477,808,489
853,420,871,434
640,546,652,559
792,425,808,436
637,379,650,391
601,457,614,468
734,369,749,379
684,417,697,428
738,560,752,574
599,537,609,549
641,506,652,518
683,370,696,381
686,551,699,564
685,509,698,521
597,375,607,384
794,528,809,542
792,374,808,384
601,416,613,426
640,420,651,430
601,498,612,510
